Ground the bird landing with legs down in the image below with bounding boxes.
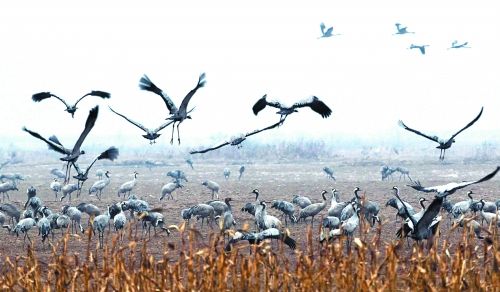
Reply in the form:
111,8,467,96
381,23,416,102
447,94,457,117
139,72,206,145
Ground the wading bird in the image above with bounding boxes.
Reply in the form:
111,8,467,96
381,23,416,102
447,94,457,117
23,106,99,182
139,73,206,144
409,166,499,198
108,106,174,144
32,90,109,118
252,95,332,123
398,107,483,160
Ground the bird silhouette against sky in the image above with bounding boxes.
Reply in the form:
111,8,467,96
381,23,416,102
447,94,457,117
32,90,109,118
398,107,483,160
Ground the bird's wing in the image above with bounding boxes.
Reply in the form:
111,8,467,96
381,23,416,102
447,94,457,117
83,147,119,177
32,92,71,109
153,120,175,133
252,94,269,115
448,166,500,192
109,106,148,132
448,107,483,141
190,141,230,154
320,22,326,34
325,27,333,36
292,96,332,118
398,120,440,143
178,73,206,114
394,191,418,228
407,180,437,193
22,127,68,155
415,196,443,235
74,91,111,107
245,119,283,138
72,106,99,155
139,75,178,114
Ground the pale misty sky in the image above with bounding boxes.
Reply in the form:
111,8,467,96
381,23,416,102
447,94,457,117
0,1,498,151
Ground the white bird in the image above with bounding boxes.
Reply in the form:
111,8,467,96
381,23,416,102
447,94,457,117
95,169,105,180
118,171,138,197
89,171,111,200
409,166,499,197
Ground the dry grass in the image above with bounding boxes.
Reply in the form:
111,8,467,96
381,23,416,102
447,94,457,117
1,218,499,291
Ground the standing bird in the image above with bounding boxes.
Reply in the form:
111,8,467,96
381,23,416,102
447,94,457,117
117,171,138,198
60,183,80,202
88,171,111,200
23,106,99,182
451,191,474,218
323,166,336,180
398,107,483,160
319,22,340,38
409,44,429,55
238,165,245,180
95,169,105,180
32,90,110,118
223,168,231,180
4,217,37,244
108,106,174,144
186,158,194,170
92,206,110,248
49,179,62,201
292,194,312,209
159,182,183,200
252,95,332,123
409,166,499,197
139,73,206,144
202,180,220,200
448,40,470,49
394,23,414,35
295,190,328,225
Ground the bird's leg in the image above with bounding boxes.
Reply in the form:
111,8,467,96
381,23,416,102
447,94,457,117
170,123,175,145
177,123,181,145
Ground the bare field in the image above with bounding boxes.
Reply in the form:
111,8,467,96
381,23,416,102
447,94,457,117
1,158,499,262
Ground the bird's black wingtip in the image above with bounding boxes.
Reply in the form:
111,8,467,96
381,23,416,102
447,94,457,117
90,90,111,99
32,92,52,102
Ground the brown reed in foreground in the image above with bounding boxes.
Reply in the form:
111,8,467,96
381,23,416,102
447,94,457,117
0,221,499,291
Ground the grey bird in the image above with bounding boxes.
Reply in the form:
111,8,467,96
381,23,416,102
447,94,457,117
23,106,99,182
32,90,110,118
394,23,414,35
109,106,174,144
252,95,332,123
399,107,483,160
139,73,206,144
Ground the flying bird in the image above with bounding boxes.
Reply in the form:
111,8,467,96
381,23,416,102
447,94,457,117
252,95,332,123
72,146,119,194
319,22,340,38
408,166,499,198
448,40,470,49
409,44,429,55
224,228,296,252
22,106,99,182
32,91,109,118
139,73,206,144
108,106,174,144
398,107,483,160
190,119,283,154
394,23,414,35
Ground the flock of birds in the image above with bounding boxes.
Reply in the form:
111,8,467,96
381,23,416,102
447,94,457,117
320,22,471,55
0,22,495,254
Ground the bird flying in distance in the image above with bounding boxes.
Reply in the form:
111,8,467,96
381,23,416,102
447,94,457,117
32,90,110,118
